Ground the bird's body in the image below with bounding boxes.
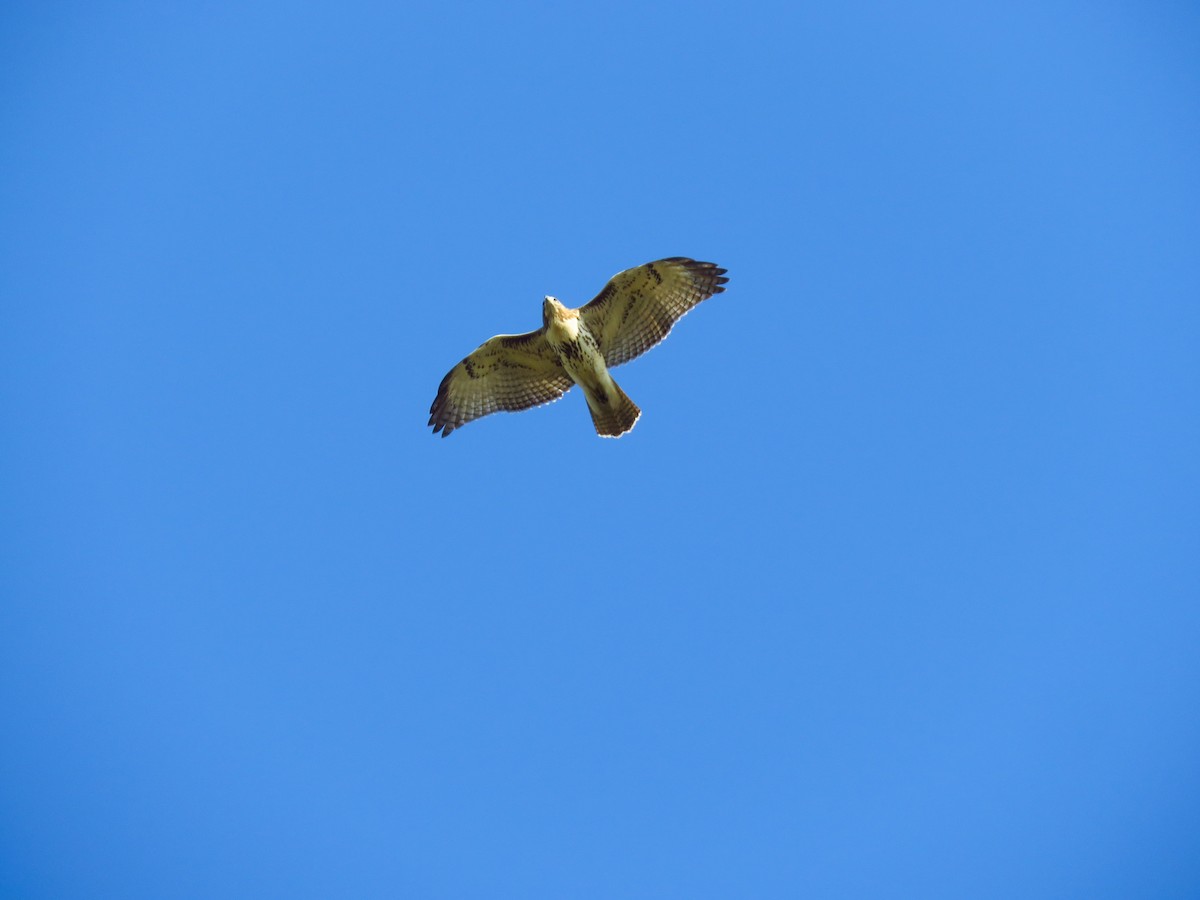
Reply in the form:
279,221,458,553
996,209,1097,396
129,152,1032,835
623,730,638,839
542,297,641,437
428,257,728,438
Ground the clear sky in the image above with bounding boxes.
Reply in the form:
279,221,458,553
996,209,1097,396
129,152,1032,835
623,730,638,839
2,1,1198,897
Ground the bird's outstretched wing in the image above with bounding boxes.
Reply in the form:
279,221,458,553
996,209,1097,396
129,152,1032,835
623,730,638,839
579,258,729,368
429,330,573,437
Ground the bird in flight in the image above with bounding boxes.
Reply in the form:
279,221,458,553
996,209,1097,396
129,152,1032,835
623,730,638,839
428,257,729,438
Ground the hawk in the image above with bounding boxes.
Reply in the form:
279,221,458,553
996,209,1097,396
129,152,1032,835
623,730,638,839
428,257,729,438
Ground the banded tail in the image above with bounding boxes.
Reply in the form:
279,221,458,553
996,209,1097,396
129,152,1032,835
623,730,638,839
586,381,641,438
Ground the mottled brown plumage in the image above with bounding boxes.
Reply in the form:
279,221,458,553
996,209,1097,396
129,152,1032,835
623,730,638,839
428,258,728,437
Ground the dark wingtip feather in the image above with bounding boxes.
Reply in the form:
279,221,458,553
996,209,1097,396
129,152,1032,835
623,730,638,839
681,258,729,296
673,258,729,289
428,364,457,436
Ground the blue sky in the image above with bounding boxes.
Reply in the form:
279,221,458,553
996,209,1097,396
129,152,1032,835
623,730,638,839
2,1,1198,896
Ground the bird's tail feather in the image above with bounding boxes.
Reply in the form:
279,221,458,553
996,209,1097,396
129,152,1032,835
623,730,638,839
587,381,641,438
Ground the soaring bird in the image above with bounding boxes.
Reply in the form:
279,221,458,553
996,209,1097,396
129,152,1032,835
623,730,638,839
428,257,728,438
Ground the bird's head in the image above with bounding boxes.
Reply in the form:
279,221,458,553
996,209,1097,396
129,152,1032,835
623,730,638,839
542,296,566,327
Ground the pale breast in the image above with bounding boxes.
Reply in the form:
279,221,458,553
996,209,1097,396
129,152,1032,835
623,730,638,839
548,319,608,390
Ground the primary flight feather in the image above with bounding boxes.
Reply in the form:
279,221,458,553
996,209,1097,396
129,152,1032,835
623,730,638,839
428,257,729,438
